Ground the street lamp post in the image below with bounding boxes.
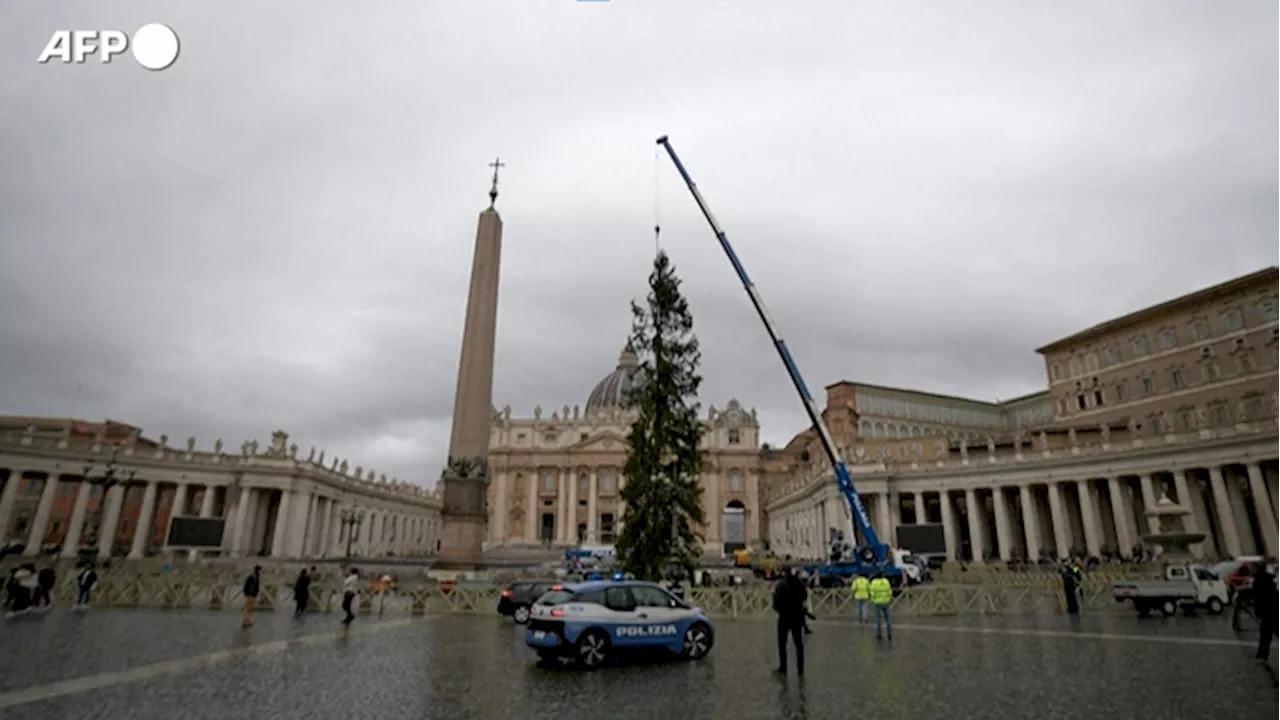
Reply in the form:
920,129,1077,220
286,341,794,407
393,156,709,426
81,447,136,557
341,508,364,558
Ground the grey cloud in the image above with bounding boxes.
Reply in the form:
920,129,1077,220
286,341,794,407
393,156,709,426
1,1,1275,480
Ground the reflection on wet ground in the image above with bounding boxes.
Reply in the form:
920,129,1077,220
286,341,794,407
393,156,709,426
1,609,1274,719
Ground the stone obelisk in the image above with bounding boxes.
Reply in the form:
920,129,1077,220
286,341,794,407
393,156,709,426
436,159,505,570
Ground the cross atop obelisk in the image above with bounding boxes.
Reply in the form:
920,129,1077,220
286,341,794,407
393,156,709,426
488,157,505,208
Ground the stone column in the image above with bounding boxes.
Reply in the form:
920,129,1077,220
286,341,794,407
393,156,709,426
189,486,216,561
492,470,507,544
1246,463,1279,556
1208,466,1243,557
24,474,61,556
312,497,327,557
1107,478,1134,559
1019,485,1041,561
964,488,985,563
97,485,126,559
911,491,925,524
1138,474,1159,534
991,487,1013,561
61,480,94,558
705,469,720,545
938,491,957,561
1170,469,1205,558
1046,482,1069,559
270,490,294,558
1076,480,1102,558
875,492,892,545
586,469,599,544
171,482,189,519
525,473,538,544
127,481,159,559
556,472,568,543
0,472,24,543
567,469,579,544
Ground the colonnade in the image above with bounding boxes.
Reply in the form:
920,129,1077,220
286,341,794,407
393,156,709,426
0,468,442,561
770,458,1279,563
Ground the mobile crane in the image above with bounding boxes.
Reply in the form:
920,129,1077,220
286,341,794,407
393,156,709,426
656,136,910,587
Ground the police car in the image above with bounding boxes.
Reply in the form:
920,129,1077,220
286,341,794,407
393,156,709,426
525,580,715,669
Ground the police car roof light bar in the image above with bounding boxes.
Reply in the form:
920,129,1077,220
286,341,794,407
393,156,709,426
655,135,887,564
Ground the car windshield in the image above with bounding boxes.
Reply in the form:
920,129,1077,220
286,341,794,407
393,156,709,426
535,590,574,606
1208,561,1237,577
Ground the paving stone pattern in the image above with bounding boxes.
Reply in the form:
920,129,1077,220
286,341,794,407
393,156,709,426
1,609,1275,719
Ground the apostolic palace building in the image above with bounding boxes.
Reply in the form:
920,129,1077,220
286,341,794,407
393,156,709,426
763,267,1279,564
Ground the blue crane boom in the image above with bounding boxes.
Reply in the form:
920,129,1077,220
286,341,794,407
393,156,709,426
655,135,888,566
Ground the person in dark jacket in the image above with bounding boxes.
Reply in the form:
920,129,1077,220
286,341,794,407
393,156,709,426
772,566,808,676
74,562,99,610
34,565,56,611
1060,563,1080,615
293,567,313,616
1252,569,1277,661
241,566,262,628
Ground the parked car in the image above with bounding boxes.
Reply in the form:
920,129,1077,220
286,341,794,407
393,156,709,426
498,580,558,624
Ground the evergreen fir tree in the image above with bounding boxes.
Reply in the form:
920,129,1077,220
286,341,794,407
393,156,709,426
616,250,706,581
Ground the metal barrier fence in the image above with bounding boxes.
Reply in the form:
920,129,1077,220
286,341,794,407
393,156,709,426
27,571,1127,618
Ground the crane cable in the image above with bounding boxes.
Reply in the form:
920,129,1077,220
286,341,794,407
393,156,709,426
653,143,662,257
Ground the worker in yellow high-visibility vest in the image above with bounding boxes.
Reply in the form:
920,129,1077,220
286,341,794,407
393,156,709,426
869,572,894,640
850,574,870,624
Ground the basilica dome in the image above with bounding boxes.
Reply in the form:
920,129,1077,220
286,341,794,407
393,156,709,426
586,341,645,411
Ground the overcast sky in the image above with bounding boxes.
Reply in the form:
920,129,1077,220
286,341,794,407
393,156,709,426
1,1,1275,485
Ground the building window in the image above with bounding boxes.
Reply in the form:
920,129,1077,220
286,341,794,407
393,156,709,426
1115,383,1128,402
1051,364,1063,380
1141,376,1156,394
516,433,527,443
730,472,742,493
1175,408,1196,431
542,474,555,492
1209,403,1231,426
727,428,741,445
1131,335,1150,357
1068,358,1083,376
1159,330,1177,350
1092,390,1104,407
1236,351,1257,374
1084,354,1098,372
1242,395,1265,420
1259,298,1278,322
1189,319,1210,341
1146,415,1163,436
580,433,589,442
543,432,557,444
1170,368,1185,389
601,471,615,493
1103,347,1121,365
1076,394,1086,411
1057,398,1068,414
1201,362,1219,382
1222,308,1245,332
578,476,589,493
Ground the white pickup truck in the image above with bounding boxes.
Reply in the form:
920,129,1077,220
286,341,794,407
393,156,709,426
1111,564,1228,618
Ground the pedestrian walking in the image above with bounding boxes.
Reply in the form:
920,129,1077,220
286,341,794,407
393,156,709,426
850,573,870,623
341,568,359,626
1060,563,1080,615
16,564,39,614
74,562,99,610
771,565,808,676
869,571,893,640
34,565,56,611
293,567,312,616
4,567,24,617
1252,568,1277,662
1231,562,1259,631
241,565,262,628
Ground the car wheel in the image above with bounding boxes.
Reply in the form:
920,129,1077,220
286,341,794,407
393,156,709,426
1207,597,1224,615
683,622,713,660
512,605,531,624
575,630,610,670
1160,600,1177,617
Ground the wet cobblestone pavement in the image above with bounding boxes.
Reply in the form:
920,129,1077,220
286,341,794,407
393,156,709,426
1,609,1275,719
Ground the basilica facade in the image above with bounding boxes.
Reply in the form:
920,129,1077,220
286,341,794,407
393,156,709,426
484,342,763,555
